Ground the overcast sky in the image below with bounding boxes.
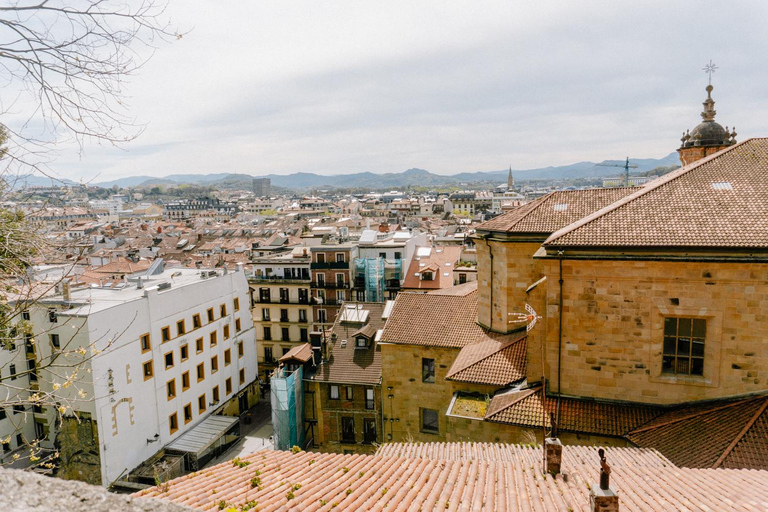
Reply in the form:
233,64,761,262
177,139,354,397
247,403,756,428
24,1,768,182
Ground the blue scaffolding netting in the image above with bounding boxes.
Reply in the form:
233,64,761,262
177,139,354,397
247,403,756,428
270,366,305,451
355,258,401,302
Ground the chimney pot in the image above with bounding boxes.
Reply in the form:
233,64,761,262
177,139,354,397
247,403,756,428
544,437,563,476
590,449,619,512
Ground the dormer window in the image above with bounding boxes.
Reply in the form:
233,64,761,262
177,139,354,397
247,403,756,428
355,336,368,348
421,271,433,281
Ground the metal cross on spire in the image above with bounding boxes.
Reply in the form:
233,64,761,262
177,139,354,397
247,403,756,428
703,60,718,85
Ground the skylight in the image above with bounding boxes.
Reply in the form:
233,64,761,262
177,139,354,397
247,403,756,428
712,182,733,190
553,203,568,212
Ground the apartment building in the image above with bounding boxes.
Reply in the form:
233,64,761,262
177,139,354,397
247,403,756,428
304,302,388,454
249,248,312,382
310,245,357,328
13,263,257,486
0,320,39,467
353,229,427,302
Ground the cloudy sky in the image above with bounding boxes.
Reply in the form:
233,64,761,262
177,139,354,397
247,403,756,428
13,1,768,182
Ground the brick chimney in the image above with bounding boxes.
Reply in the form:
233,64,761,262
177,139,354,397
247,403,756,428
545,437,563,475
544,412,562,475
589,448,619,512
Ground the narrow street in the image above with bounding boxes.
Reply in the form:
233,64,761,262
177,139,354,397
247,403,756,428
204,400,273,468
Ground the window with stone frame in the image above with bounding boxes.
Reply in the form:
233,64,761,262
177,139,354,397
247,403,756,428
662,317,706,376
341,416,355,443
422,358,435,383
421,408,439,434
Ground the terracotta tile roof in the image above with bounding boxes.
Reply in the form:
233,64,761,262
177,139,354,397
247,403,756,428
379,290,481,348
136,443,768,511
475,187,639,234
545,138,768,248
278,343,313,364
445,331,527,386
426,280,477,296
376,442,673,468
485,387,665,437
309,302,386,385
401,246,462,290
627,395,768,470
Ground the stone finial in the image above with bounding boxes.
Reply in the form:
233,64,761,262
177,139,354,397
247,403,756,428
700,85,717,122
598,448,611,490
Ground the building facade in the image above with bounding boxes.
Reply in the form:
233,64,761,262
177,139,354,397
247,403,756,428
249,249,312,383
310,245,357,329
14,265,257,486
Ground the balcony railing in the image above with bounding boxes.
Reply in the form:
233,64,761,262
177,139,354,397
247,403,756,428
310,281,348,289
249,275,310,284
311,261,349,270
386,279,401,290
253,298,311,305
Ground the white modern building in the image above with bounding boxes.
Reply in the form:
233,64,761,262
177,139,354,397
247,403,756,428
12,262,257,486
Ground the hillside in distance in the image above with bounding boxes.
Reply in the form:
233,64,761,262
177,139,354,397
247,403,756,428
90,152,680,190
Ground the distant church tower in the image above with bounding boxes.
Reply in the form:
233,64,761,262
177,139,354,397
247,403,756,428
678,84,737,166
507,167,514,189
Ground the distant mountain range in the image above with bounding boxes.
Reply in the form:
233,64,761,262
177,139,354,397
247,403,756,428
15,153,681,191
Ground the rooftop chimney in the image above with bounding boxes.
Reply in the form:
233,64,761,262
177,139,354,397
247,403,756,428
589,449,619,512
544,413,562,476
61,279,71,301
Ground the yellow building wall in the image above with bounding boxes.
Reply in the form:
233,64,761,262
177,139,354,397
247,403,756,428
476,238,544,333
381,343,505,443
540,258,768,404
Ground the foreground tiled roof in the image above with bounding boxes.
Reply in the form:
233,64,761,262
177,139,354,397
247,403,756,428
137,443,768,511
485,388,665,437
375,442,673,467
545,138,768,248
475,187,639,234
627,395,768,470
309,302,386,385
380,290,480,348
445,331,527,386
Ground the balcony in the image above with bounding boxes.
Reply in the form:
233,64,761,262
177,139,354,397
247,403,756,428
311,261,349,270
353,277,366,289
310,281,348,289
253,298,311,305
249,275,310,284
386,279,401,290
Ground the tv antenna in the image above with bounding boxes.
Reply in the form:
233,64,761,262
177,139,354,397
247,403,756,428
597,157,638,187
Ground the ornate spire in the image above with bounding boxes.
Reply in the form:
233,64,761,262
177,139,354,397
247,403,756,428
701,85,717,122
507,166,514,189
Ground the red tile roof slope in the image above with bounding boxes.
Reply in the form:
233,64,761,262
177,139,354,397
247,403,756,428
485,388,665,437
475,187,639,234
401,246,462,290
278,343,313,364
380,290,480,348
545,138,768,248
137,444,768,511
375,442,674,467
627,395,768,469
445,331,527,386
310,302,386,385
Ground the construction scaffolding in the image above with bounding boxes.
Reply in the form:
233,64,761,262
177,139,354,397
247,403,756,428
355,258,402,302
270,367,305,451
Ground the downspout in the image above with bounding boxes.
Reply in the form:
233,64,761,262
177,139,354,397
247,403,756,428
557,250,564,395
487,236,494,331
